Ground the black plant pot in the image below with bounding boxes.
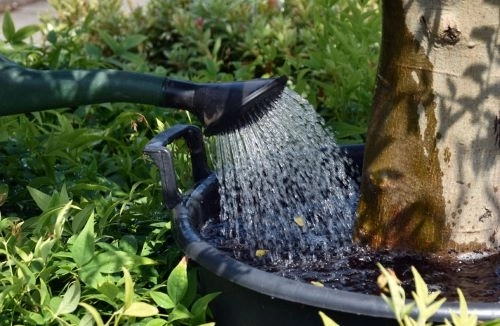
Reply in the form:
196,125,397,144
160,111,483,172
145,125,500,326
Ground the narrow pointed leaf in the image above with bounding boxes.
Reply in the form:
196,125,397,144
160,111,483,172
123,267,134,309
2,11,15,41
56,281,81,315
71,214,95,267
27,186,51,211
168,304,192,323
191,292,220,320
79,302,105,326
318,311,339,326
121,34,147,50
13,24,39,41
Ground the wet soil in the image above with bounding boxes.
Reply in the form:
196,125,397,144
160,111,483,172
202,218,500,303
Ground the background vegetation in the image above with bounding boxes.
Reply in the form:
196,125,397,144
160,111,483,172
0,0,380,324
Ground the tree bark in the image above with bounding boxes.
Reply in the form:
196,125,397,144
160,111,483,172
354,0,500,253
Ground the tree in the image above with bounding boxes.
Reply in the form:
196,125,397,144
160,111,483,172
354,0,500,253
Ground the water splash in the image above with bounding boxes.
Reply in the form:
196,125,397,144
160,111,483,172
213,88,359,265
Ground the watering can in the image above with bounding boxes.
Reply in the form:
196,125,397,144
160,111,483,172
0,54,286,135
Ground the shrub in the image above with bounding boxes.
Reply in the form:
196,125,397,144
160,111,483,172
141,0,381,142
1,0,381,324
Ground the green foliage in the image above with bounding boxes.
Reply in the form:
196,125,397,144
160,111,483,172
1,3,217,322
1,0,381,324
377,263,483,326
1,10,40,45
322,264,498,326
142,0,380,142
0,180,216,324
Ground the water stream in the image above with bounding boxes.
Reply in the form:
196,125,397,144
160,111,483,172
211,88,358,265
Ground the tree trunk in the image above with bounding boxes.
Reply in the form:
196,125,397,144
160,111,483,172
354,0,500,253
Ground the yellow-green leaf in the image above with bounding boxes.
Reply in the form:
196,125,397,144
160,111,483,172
319,311,339,326
167,257,188,304
123,267,134,309
255,249,268,257
294,215,305,227
311,281,324,287
123,302,159,317
56,281,81,315
79,302,105,326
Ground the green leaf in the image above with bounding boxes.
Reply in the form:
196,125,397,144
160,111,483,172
412,266,429,302
119,235,138,254
82,250,156,274
0,184,8,206
12,24,40,43
53,200,72,240
330,121,367,139
182,268,198,306
34,237,56,263
97,281,120,300
27,186,51,211
79,302,105,326
71,205,94,234
150,291,175,310
144,319,168,326
26,312,45,325
56,281,81,315
123,301,159,317
191,292,220,323
168,304,192,323
2,11,15,41
123,267,134,309
447,288,477,326
212,37,221,57
121,34,147,50
79,313,95,326
99,30,122,54
71,214,95,267
167,257,189,304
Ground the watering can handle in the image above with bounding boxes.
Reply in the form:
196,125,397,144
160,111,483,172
144,124,211,209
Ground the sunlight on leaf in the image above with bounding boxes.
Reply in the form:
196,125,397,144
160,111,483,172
79,302,105,326
123,267,134,309
56,281,81,315
123,301,159,317
150,291,175,310
319,311,339,326
167,257,188,304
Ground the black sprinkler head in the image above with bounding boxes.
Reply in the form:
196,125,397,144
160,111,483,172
162,76,287,136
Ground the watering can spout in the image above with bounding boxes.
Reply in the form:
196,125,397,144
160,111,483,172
161,76,287,135
0,54,286,135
